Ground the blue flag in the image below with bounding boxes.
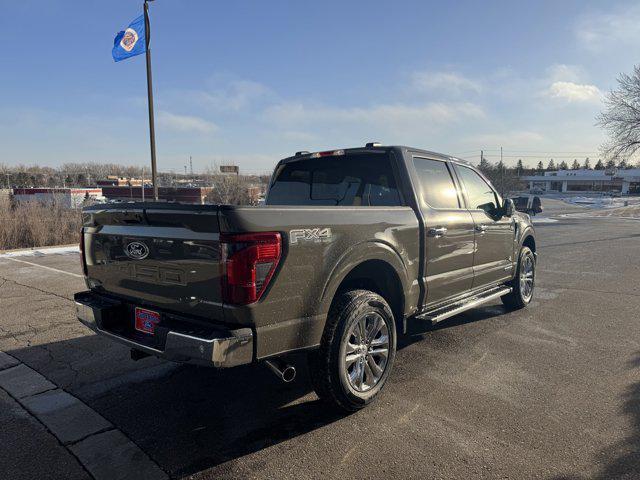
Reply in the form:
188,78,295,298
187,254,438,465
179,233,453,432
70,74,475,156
112,14,146,62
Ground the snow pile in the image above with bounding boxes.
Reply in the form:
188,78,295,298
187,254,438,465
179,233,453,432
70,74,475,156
563,196,640,209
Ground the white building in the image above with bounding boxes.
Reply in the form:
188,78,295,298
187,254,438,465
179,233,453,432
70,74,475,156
11,188,103,208
521,169,640,194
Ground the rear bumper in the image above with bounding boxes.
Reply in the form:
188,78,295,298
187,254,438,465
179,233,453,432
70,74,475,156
74,291,253,368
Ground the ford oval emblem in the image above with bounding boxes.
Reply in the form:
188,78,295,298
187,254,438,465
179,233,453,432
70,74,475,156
125,241,149,260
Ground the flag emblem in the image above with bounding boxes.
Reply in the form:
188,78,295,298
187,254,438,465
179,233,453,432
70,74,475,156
121,28,139,52
112,14,146,62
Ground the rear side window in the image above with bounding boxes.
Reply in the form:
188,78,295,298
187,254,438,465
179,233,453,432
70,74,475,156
412,158,460,209
456,166,499,213
266,154,402,206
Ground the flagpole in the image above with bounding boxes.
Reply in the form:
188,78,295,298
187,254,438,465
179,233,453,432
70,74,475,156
143,0,158,201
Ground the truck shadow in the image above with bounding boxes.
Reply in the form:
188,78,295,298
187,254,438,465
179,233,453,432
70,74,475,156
548,352,640,480
7,303,511,478
592,352,640,479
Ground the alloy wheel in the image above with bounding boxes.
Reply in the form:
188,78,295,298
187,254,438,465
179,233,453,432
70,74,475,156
519,253,535,301
342,312,390,393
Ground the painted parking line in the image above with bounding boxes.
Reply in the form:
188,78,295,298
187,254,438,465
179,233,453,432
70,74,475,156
1,257,83,278
0,351,168,480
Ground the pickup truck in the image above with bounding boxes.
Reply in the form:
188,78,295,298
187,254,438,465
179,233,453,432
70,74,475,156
75,144,536,411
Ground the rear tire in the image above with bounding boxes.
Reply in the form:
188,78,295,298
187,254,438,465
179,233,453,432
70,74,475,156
308,289,396,412
502,246,535,310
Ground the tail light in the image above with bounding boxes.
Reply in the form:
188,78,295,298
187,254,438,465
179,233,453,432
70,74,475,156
220,232,282,305
79,228,88,277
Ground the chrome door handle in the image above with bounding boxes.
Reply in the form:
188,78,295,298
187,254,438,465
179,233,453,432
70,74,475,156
428,227,448,238
475,224,488,234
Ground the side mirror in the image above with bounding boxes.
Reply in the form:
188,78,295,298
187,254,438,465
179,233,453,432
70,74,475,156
503,198,515,217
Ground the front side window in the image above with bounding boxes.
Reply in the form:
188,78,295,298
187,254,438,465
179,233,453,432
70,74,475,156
456,166,499,213
267,153,401,206
412,158,460,209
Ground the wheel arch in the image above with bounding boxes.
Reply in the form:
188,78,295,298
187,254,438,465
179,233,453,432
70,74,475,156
521,231,536,253
320,241,409,330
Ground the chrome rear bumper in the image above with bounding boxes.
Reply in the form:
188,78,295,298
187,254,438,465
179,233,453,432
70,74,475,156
74,291,253,368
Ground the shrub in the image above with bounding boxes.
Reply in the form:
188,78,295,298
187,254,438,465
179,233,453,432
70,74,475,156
0,197,82,250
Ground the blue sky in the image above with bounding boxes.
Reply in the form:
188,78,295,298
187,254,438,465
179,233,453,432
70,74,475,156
1,0,639,173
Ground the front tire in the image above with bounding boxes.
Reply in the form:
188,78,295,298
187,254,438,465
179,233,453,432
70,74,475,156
502,246,536,310
308,289,397,412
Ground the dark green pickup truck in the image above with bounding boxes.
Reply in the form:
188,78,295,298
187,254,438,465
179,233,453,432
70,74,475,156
75,144,536,411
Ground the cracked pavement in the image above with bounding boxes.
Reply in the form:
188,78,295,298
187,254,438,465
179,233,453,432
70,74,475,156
1,198,640,479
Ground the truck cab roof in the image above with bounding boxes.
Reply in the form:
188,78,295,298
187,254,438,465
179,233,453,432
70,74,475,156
281,144,472,169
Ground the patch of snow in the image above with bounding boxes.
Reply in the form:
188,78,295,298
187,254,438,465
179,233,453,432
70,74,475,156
0,245,79,258
561,196,640,209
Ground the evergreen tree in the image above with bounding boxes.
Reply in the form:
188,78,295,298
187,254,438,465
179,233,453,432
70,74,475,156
571,159,580,170
536,161,544,173
594,159,605,170
478,157,492,173
558,160,568,170
547,159,556,170
584,157,591,169
618,158,629,169
516,159,524,175
605,158,616,169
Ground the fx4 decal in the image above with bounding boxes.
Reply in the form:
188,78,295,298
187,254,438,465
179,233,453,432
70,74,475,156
289,228,333,244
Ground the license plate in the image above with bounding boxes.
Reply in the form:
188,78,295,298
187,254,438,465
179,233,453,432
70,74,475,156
134,307,160,334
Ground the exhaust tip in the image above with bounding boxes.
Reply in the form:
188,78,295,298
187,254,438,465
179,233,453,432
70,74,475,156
281,365,296,383
265,359,296,383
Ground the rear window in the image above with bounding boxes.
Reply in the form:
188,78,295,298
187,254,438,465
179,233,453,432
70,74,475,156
266,153,402,206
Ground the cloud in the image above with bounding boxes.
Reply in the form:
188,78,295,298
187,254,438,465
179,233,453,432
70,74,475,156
575,5,640,52
157,111,218,134
546,64,585,83
411,71,481,95
191,80,273,112
466,130,545,146
265,101,484,129
261,101,485,148
546,81,602,103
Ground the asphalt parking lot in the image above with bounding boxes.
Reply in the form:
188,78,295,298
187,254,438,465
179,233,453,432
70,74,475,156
1,198,639,479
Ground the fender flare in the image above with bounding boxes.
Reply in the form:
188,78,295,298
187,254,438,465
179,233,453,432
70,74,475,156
519,226,536,250
318,239,409,317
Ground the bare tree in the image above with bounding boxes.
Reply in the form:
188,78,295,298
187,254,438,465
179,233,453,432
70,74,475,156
597,65,640,160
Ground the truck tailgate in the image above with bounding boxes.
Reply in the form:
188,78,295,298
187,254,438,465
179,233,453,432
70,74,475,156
82,204,223,321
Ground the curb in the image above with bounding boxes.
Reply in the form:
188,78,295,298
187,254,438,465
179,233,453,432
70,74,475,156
0,351,168,480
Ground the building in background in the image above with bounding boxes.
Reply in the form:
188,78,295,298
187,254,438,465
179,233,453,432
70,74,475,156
520,169,640,194
97,176,143,187
11,188,103,208
100,186,213,204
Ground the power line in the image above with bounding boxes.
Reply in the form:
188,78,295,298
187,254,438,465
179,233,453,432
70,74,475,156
462,154,601,159
477,149,598,154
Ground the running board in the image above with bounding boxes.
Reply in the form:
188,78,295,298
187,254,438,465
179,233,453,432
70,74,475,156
413,286,512,327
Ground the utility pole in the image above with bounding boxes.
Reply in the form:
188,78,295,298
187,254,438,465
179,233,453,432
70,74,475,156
141,167,145,202
189,156,193,176
143,0,159,201
500,147,504,195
